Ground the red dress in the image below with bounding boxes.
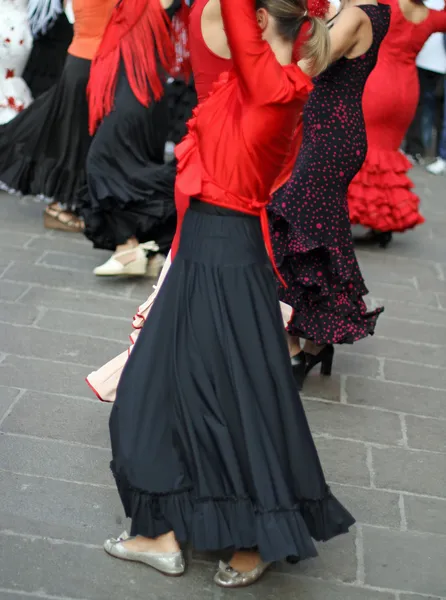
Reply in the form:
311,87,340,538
348,0,446,233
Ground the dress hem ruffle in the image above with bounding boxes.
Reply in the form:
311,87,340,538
348,147,425,233
112,466,355,563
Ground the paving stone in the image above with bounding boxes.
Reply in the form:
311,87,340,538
36,309,130,342
437,292,446,309
340,336,446,368
372,447,446,498
358,254,441,289
345,376,446,419
383,359,446,390
2,263,135,297
375,318,446,346
0,532,396,600
328,351,380,379
330,485,401,529
0,593,49,600
278,527,357,583
404,495,446,536
28,235,109,258
0,230,36,249
400,595,444,600
304,400,402,446
363,526,446,596
381,301,446,326
301,374,341,402
0,302,40,326
0,246,43,264
19,286,139,319
0,434,112,486
0,322,125,367
405,415,446,453
0,471,121,544
315,438,370,487
0,386,21,422
0,356,90,397
1,391,111,448
369,282,438,308
39,250,108,272
0,281,28,302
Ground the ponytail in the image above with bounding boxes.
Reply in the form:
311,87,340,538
301,16,331,76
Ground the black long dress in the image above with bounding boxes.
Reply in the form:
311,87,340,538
110,202,354,562
267,5,389,345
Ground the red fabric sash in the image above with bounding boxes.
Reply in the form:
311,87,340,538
87,0,190,135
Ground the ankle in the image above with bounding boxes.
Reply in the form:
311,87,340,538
230,550,262,573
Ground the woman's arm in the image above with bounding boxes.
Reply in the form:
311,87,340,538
429,3,446,33
328,6,364,62
219,0,294,101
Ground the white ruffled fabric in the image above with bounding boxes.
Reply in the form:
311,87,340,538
0,0,33,124
27,0,62,36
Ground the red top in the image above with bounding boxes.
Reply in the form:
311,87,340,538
379,0,446,63
189,0,232,102
175,0,312,284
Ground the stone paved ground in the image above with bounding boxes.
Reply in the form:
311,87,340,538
0,166,445,600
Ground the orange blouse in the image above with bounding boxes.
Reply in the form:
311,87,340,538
68,0,116,60
174,0,312,282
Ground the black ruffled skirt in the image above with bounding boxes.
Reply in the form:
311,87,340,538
110,201,354,563
79,67,177,253
0,54,90,210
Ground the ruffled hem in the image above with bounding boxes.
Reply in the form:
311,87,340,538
0,150,85,210
268,209,382,344
112,468,355,563
348,147,425,232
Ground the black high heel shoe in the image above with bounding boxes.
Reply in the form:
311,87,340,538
362,230,393,248
290,351,306,390
305,344,334,377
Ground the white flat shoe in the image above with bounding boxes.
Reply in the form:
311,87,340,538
426,157,446,175
103,531,185,576
94,246,148,277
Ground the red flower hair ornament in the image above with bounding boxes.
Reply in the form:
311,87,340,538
307,0,330,19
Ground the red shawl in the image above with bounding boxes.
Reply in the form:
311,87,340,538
87,0,190,135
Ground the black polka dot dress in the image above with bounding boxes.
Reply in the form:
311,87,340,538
268,4,390,345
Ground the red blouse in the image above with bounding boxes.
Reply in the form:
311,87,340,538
189,0,232,102
175,0,312,282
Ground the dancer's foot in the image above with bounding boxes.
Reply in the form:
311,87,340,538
304,342,334,376
44,203,84,233
214,551,270,588
104,531,185,575
355,229,393,249
93,245,148,276
288,335,305,390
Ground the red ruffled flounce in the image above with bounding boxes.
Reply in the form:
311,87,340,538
348,147,425,233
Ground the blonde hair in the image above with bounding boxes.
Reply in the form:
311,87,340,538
256,0,331,76
301,17,331,76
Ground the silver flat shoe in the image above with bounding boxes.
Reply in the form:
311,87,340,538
214,559,271,588
103,531,185,576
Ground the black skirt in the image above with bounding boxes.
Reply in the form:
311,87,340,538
0,54,90,210
79,67,177,253
110,201,354,563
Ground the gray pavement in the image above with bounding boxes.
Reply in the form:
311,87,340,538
0,166,445,600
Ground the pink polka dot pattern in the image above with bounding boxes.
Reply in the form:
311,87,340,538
267,5,390,346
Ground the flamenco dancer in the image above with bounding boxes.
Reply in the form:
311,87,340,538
103,0,354,586
268,0,389,387
0,0,115,231
79,0,190,277
348,0,446,246
84,0,315,401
